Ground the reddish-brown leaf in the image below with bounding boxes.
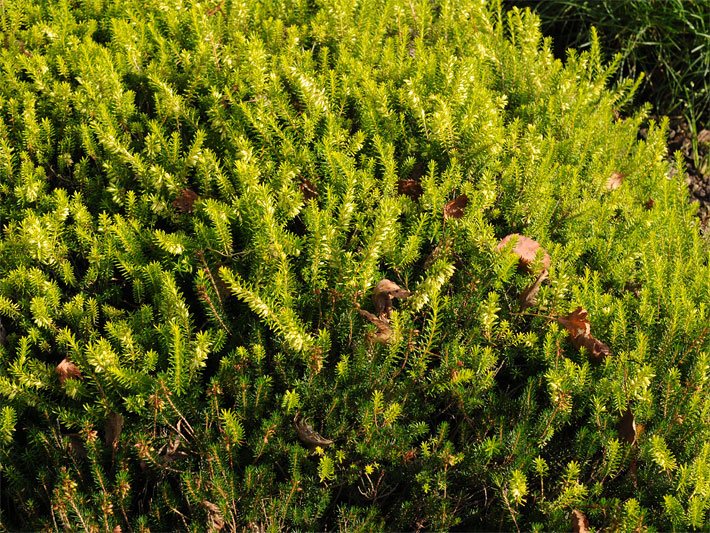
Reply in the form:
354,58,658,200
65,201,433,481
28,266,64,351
357,308,393,344
519,270,548,310
571,510,590,533
444,194,468,219
56,358,82,384
173,189,199,213
300,178,318,201
497,234,551,273
559,307,611,360
606,171,625,191
398,179,423,200
293,412,333,448
105,412,124,450
202,500,225,532
643,198,655,210
373,279,411,318
557,307,591,339
619,408,637,445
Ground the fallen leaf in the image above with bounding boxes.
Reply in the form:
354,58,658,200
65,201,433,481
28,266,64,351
558,307,611,361
173,189,198,213
56,358,82,384
619,408,637,445
571,509,590,533
293,412,333,448
105,412,124,450
444,194,468,220
397,179,423,200
113,526,123,533
202,500,225,532
66,433,87,460
574,336,611,361
697,129,710,145
299,178,318,201
557,307,591,339
357,308,393,344
373,279,411,318
606,171,624,191
496,234,551,273
519,270,548,310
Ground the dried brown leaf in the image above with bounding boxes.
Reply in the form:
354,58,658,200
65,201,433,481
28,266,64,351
444,194,468,220
203,500,225,532
519,270,548,310
300,178,318,201
557,307,591,339
293,413,333,448
173,189,198,213
105,412,124,450
66,433,87,460
113,526,123,533
357,308,393,344
697,129,710,145
571,509,590,533
619,408,637,445
397,179,423,200
606,171,625,191
643,198,655,210
373,279,411,318
497,234,551,273
558,307,611,360
56,358,82,384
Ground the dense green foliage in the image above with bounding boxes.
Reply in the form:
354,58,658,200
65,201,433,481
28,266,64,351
0,0,709,530
513,0,709,133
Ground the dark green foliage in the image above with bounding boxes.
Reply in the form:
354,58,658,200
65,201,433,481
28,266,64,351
0,0,709,530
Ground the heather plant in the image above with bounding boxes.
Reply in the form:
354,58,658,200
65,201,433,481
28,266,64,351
0,0,709,531
513,0,709,135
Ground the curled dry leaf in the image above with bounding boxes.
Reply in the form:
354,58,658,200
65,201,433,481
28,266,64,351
697,129,710,145
56,358,82,384
606,171,625,191
203,500,225,532
557,307,591,339
373,279,411,318
293,412,333,448
571,509,590,533
619,408,637,445
397,179,423,200
443,194,468,219
105,412,124,450
519,270,548,311
172,188,199,213
357,307,393,344
66,433,87,460
299,178,318,201
496,234,551,273
557,307,611,361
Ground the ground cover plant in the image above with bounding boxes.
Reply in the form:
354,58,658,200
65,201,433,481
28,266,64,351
512,0,709,131
0,0,709,530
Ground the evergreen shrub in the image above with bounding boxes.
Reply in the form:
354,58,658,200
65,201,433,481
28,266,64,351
0,0,708,530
